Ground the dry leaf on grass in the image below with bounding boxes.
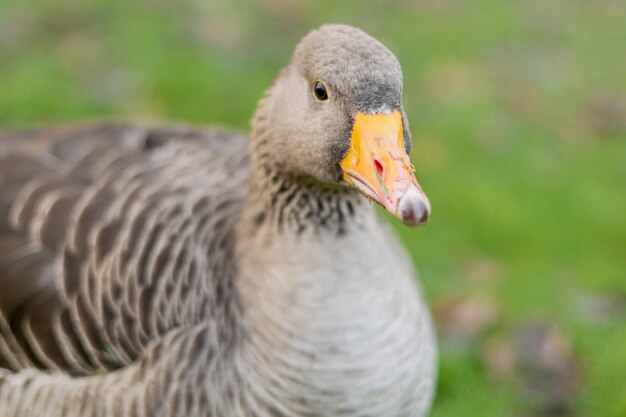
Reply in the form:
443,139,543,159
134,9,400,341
434,296,500,339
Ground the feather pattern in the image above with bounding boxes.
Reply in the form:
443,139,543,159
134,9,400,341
0,124,249,376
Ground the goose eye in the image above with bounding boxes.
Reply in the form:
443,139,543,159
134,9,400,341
313,81,328,101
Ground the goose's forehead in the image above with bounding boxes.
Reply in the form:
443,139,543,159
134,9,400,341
294,26,403,112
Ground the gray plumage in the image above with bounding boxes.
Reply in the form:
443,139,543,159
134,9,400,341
0,25,436,416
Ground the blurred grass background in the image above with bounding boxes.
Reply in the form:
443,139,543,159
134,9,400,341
1,0,625,416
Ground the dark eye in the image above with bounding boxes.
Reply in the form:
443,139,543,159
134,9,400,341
313,80,328,101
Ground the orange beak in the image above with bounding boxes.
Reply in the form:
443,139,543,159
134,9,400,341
340,111,430,226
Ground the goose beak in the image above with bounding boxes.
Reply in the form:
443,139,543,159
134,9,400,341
340,111,430,226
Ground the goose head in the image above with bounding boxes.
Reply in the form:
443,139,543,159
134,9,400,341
252,25,430,226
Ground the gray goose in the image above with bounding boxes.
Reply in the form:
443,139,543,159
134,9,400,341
0,25,436,417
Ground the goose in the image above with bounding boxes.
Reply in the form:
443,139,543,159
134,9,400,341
0,25,437,417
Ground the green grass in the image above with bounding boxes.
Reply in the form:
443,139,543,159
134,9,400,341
1,0,625,416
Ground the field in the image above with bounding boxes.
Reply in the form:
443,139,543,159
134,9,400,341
1,0,625,416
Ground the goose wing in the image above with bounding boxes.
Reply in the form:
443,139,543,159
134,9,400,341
0,123,249,375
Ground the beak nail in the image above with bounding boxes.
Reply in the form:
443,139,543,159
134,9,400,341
397,185,430,226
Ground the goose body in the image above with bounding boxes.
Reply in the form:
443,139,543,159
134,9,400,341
0,25,437,416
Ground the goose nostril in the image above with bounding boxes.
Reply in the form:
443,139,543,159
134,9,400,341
374,159,384,178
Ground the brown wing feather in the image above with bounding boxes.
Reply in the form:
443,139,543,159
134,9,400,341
0,123,249,376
